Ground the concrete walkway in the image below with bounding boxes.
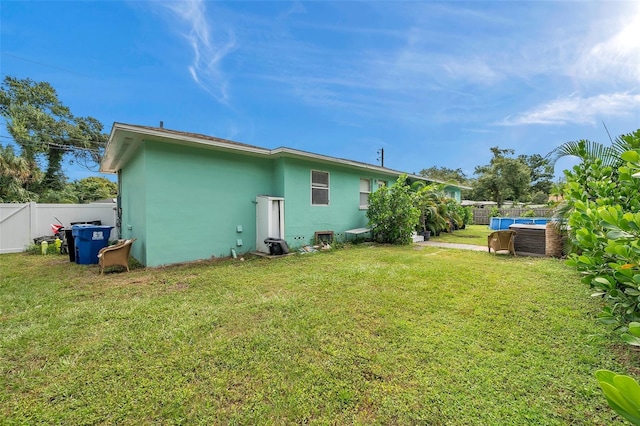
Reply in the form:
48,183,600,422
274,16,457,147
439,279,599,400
416,241,487,252
416,240,545,257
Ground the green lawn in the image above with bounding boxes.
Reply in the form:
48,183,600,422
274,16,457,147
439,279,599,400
429,224,492,246
1,245,636,424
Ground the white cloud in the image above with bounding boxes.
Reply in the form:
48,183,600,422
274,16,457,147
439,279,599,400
498,92,640,126
439,57,502,85
164,0,237,104
576,4,640,82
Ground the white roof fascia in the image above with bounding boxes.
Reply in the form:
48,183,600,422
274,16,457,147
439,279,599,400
114,123,271,156
101,124,467,189
270,147,407,178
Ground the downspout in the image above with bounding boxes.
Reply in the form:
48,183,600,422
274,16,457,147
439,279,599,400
116,170,122,239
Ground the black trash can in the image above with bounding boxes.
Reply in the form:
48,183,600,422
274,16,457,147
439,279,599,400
65,221,101,262
264,238,289,255
70,220,102,226
65,229,76,262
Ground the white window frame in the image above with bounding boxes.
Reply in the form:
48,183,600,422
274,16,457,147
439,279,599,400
311,170,330,206
359,178,371,209
376,180,387,190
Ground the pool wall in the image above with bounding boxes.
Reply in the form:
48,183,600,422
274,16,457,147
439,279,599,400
489,217,549,230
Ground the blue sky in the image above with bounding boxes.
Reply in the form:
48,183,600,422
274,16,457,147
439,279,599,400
1,1,639,182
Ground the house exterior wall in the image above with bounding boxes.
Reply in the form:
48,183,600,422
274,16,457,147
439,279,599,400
119,144,148,265
130,140,274,266
113,131,466,266
273,157,286,197
278,157,394,245
443,185,462,203
118,147,399,266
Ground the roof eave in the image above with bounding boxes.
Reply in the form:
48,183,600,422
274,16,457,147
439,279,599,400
271,147,407,177
100,123,271,173
99,123,469,190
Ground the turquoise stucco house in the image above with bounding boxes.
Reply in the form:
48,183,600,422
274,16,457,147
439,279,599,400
100,123,464,267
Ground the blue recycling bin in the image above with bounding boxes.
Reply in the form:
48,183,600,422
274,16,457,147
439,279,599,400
72,225,113,265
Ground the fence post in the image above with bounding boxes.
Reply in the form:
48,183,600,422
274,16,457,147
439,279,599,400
29,201,37,243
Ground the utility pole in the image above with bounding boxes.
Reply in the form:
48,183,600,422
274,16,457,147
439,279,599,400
377,148,384,167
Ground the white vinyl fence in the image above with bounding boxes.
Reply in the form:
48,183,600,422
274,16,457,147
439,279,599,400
0,202,117,254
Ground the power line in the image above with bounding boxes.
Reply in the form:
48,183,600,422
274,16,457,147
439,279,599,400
0,134,103,153
1,52,94,79
0,134,104,172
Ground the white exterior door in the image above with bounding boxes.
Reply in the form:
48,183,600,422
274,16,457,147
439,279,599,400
256,196,285,253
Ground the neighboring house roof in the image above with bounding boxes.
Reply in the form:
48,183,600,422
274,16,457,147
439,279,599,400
100,123,466,189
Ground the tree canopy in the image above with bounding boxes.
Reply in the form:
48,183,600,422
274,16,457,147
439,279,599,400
419,166,468,185
472,147,531,207
0,76,109,202
518,153,554,196
74,177,117,203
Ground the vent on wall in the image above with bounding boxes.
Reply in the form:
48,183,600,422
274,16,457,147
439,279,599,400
314,231,334,244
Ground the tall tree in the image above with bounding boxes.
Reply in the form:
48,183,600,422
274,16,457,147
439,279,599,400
517,154,554,196
0,76,108,192
73,177,117,203
419,166,468,185
473,146,531,207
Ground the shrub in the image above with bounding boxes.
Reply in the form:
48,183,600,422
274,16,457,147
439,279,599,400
367,175,420,244
558,130,640,328
595,370,640,425
461,206,473,226
26,242,59,255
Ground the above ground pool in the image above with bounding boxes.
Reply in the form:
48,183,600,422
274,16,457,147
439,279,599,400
489,217,549,230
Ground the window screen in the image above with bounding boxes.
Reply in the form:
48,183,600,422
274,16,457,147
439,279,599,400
311,170,329,205
360,178,371,208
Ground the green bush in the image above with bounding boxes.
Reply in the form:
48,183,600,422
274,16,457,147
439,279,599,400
461,206,473,225
26,242,60,255
367,175,420,244
522,209,536,217
558,130,640,328
553,131,640,423
489,207,500,218
595,370,640,425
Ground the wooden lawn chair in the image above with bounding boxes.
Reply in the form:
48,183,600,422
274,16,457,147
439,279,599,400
98,238,136,274
487,230,516,256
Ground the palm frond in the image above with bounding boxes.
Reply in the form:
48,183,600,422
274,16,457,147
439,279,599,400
547,139,619,168
612,130,640,155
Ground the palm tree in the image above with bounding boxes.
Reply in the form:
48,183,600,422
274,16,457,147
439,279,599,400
546,130,640,234
547,130,640,169
412,183,450,236
0,145,39,202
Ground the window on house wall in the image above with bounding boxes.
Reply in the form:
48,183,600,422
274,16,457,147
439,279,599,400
311,170,330,205
360,178,371,208
376,180,387,190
